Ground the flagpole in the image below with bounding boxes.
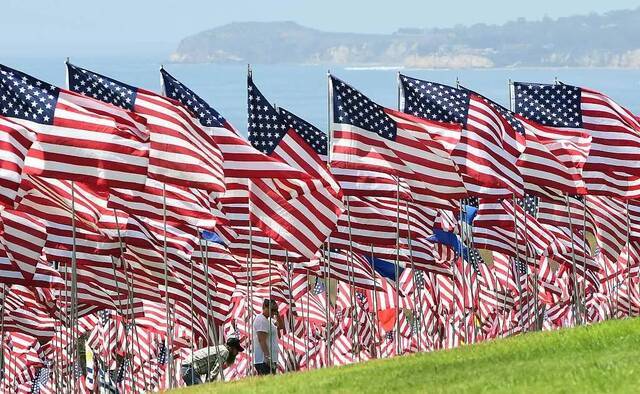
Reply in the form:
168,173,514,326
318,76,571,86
246,64,256,377
404,201,421,351
189,236,196,381
69,181,79,392
161,183,174,388
579,197,589,324
370,244,379,359
0,284,5,386
267,237,274,374
325,69,334,367
394,178,401,355
196,233,212,381
521,196,534,333
511,195,524,334
285,251,296,371
564,194,582,326
114,209,148,390
65,65,80,391
460,201,472,344
247,221,254,377
625,200,632,317
305,272,310,370
344,199,359,361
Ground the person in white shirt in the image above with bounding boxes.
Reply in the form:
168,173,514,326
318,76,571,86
253,299,284,375
180,337,244,386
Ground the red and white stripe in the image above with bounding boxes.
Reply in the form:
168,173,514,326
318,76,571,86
0,209,47,282
108,179,221,230
453,92,525,198
18,90,149,190
587,196,628,263
0,117,36,208
516,116,589,195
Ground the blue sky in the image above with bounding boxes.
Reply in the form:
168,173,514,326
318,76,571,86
2,0,638,56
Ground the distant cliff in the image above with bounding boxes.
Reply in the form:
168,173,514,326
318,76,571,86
171,8,640,68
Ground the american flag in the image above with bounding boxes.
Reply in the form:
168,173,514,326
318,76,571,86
0,64,149,190
513,82,640,197
160,68,306,180
162,69,338,260
400,74,525,198
330,75,467,201
66,63,225,193
246,74,343,259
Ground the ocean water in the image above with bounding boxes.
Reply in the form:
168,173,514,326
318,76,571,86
5,55,640,135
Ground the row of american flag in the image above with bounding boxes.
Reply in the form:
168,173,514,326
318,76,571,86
0,60,639,392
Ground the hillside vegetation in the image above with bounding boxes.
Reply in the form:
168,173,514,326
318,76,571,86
172,8,640,68
174,318,640,393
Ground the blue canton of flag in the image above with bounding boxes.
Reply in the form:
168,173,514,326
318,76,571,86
400,75,470,124
30,367,50,394
332,76,396,139
157,342,168,365
413,271,425,290
516,194,539,218
312,279,326,295
513,83,582,127
160,68,228,128
247,75,288,154
385,330,395,341
67,63,136,111
0,64,58,125
467,248,484,273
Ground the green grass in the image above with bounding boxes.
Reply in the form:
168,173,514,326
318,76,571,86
174,318,640,393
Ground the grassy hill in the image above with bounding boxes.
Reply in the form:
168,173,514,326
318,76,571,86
174,318,640,393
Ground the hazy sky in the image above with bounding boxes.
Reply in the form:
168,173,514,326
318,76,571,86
2,0,638,56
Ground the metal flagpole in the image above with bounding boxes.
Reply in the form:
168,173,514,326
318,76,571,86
200,235,213,381
161,183,174,388
246,64,256,377
511,195,524,333
114,209,148,390
0,284,5,386
197,235,214,381
564,195,582,326
267,238,274,374
247,222,254,376
189,237,196,383
580,198,589,323
285,251,296,370
110,256,135,389
521,197,533,333
324,242,332,367
325,69,334,368
404,202,420,350
369,244,380,358
305,272,310,369
394,178,401,355
458,201,469,344
344,199,359,362
69,181,79,392
625,200,632,317
531,196,541,331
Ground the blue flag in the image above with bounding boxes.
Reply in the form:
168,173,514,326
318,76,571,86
363,255,404,281
200,230,225,246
